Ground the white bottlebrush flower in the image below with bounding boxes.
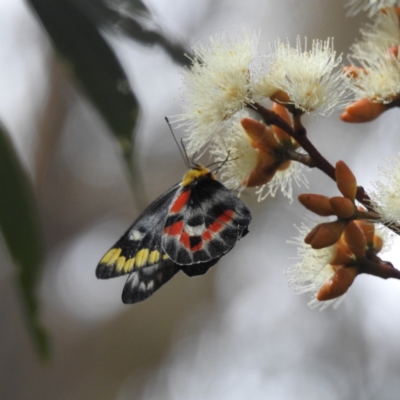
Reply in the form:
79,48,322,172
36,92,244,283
267,37,350,115
175,28,259,156
347,49,400,102
209,117,258,192
348,9,400,102
355,7,400,50
287,223,346,310
251,66,280,101
346,0,400,17
370,153,400,230
255,161,308,203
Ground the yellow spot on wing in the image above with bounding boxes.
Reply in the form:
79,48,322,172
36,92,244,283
101,248,122,266
162,254,169,260
135,249,149,268
148,250,160,264
181,165,214,187
116,256,126,272
108,248,122,265
100,248,116,264
124,258,135,273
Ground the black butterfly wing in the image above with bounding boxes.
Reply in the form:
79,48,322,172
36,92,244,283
122,257,222,303
96,184,179,279
122,260,181,304
162,177,251,266
97,167,251,304
180,257,221,276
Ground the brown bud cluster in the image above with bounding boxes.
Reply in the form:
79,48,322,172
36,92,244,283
299,161,360,249
317,220,383,301
298,160,395,301
241,103,299,187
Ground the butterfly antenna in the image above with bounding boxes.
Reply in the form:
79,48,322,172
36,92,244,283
180,138,192,167
165,117,190,169
208,151,232,174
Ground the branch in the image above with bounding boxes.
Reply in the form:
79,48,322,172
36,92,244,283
252,102,400,234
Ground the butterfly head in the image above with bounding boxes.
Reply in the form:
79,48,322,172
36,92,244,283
181,164,215,187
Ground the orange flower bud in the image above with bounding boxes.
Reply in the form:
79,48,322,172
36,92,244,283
317,266,357,301
355,220,375,244
373,235,384,253
329,197,355,219
340,99,386,123
271,102,292,142
241,118,279,151
246,165,277,187
298,194,334,216
331,240,353,265
336,161,357,201
343,221,367,259
308,220,346,249
304,224,320,245
277,160,291,171
270,89,291,105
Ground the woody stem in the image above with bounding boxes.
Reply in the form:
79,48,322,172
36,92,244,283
253,102,336,179
251,102,400,234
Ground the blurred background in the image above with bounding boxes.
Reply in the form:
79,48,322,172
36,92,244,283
1,0,400,399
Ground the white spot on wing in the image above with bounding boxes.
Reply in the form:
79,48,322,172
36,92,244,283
131,273,139,286
147,281,154,290
186,224,205,236
143,265,158,275
129,230,145,241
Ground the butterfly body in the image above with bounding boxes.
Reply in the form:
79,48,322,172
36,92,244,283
96,164,251,303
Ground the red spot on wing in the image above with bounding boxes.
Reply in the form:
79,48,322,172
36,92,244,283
170,190,190,213
202,231,212,241
191,242,203,251
179,231,190,249
218,209,234,223
208,221,223,233
164,220,184,236
202,209,235,239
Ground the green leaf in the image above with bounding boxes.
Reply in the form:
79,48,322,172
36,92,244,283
0,124,49,359
79,0,152,21
71,0,192,65
123,0,151,16
27,0,140,159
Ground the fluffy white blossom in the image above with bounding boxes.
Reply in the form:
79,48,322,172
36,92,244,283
348,50,400,102
356,8,400,50
176,29,259,156
370,153,400,229
346,0,400,16
252,67,279,101
266,37,350,115
255,161,308,203
287,223,346,310
348,9,400,102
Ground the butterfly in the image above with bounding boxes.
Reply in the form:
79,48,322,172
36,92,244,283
96,164,251,304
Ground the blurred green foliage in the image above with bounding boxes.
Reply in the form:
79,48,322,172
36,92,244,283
27,0,141,159
0,124,48,359
0,0,191,359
